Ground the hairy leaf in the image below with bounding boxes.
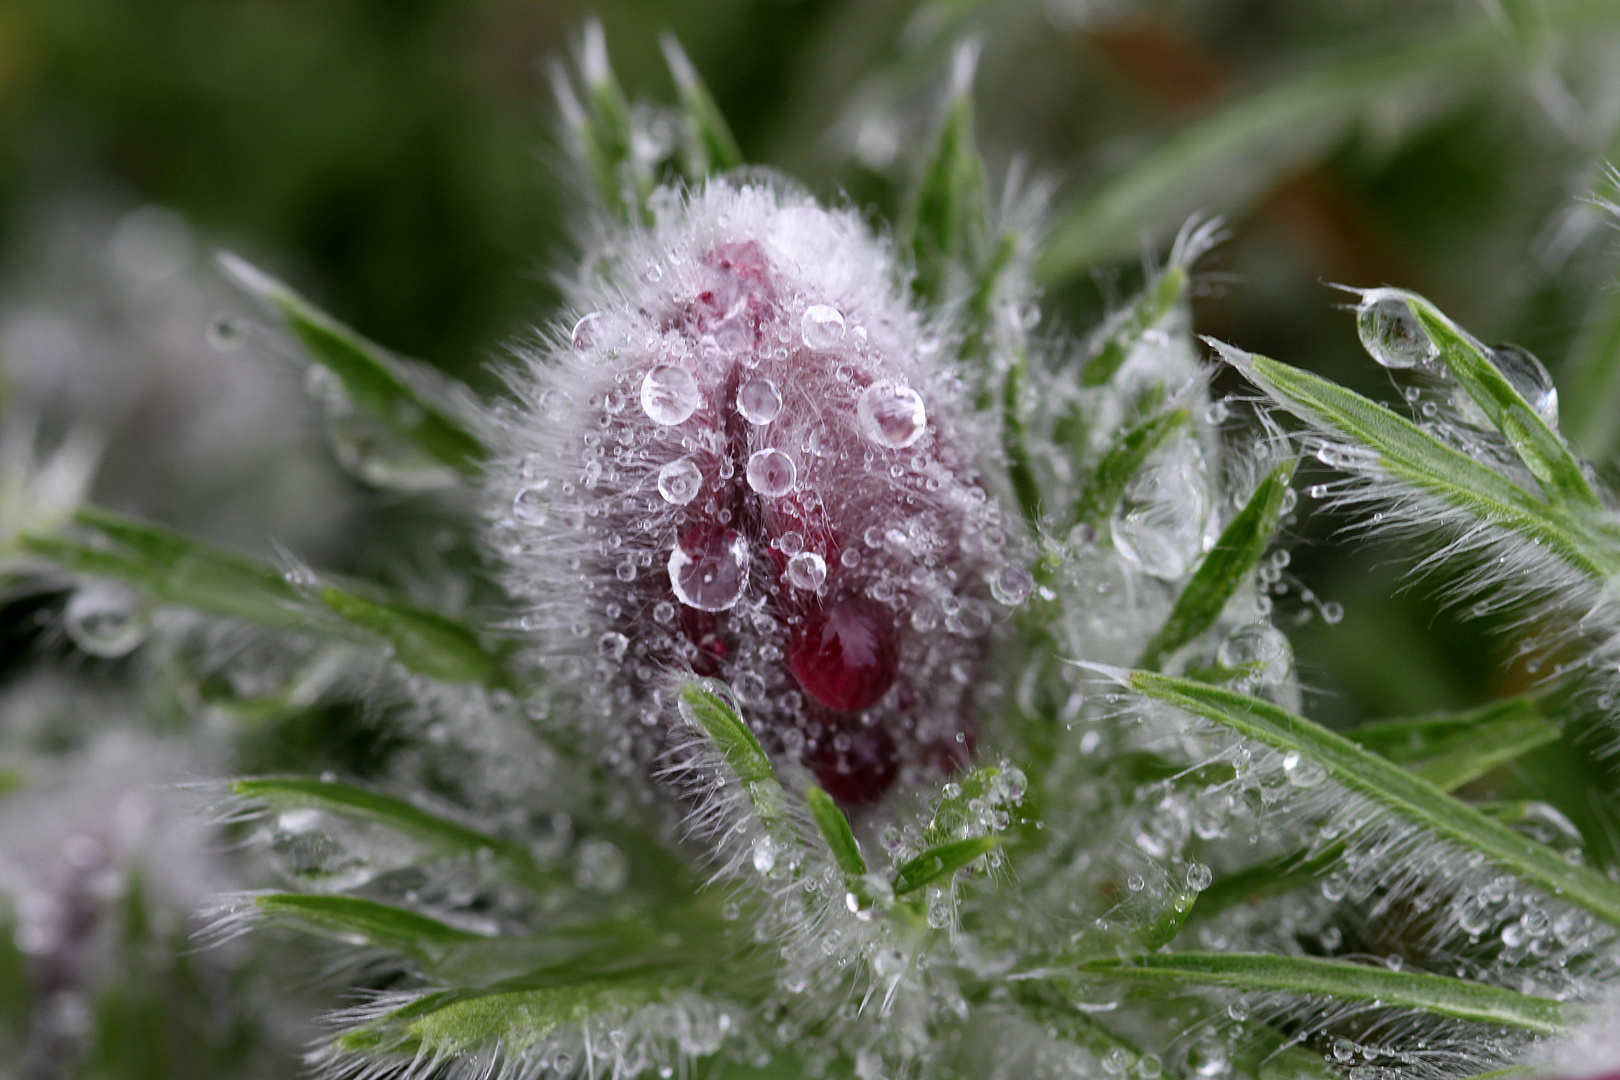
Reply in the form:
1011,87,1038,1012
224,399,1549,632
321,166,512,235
893,836,997,896
661,34,743,180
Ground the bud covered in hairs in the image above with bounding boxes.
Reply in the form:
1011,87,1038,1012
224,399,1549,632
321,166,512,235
489,176,1026,806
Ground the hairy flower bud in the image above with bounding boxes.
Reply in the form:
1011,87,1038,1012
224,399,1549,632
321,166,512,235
492,178,1016,805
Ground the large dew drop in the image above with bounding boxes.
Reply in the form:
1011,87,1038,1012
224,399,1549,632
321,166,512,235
1111,439,1210,580
856,381,927,449
657,457,703,505
1356,290,1437,370
640,364,702,425
64,581,148,658
736,377,782,425
668,524,750,611
1489,343,1559,428
745,448,797,497
800,304,846,350
786,551,827,591
788,595,898,712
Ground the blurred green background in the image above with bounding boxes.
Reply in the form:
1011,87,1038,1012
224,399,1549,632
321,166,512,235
3,0,1619,800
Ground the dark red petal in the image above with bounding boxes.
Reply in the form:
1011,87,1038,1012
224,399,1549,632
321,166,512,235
804,720,898,806
788,595,899,713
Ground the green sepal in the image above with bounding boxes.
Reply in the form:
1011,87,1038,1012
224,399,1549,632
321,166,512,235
661,34,743,180
678,681,788,833
1127,669,1620,926
1407,294,1598,508
805,785,866,877
218,253,484,479
318,586,505,687
1353,696,1560,790
1139,457,1295,670
1081,266,1187,388
574,20,651,224
905,44,989,306
1073,407,1190,532
1077,952,1574,1035
1002,351,1043,530
892,835,997,896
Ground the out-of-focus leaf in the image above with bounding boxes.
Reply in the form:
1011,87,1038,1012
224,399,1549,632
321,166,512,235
906,41,990,306
806,785,866,878
1081,266,1187,388
1073,408,1189,531
661,33,744,180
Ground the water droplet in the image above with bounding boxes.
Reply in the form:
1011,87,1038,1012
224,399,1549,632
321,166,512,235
668,524,750,611
1185,862,1212,891
751,835,778,874
1137,1056,1163,1079
574,839,628,892
1322,601,1344,625
571,311,604,351
657,457,703,505
1111,438,1209,580
745,448,797,497
857,381,927,449
64,582,147,657
1488,343,1559,428
787,551,827,591
207,313,246,352
641,364,702,425
789,596,898,712
801,304,846,350
1356,290,1436,369
990,564,1034,605
598,631,629,661
736,377,783,424
1218,624,1292,686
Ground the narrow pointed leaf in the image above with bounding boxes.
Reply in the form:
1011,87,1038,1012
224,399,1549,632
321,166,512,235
1129,670,1620,925
893,835,997,896
254,894,490,955
573,20,649,223
1073,408,1189,531
1082,266,1188,387
1140,458,1295,669
1226,346,1620,578
678,681,788,832
1003,352,1043,529
337,978,665,1056
1077,953,1574,1034
231,778,548,881
219,253,484,477
806,785,866,877
661,34,743,179
23,507,507,685
1407,295,1597,508
907,42,988,305
1562,271,1620,455
318,586,504,686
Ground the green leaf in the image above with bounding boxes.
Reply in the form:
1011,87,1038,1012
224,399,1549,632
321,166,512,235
925,766,1000,847
318,586,504,687
564,19,651,224
23,506,506,685
1073,408,1190,531
218,253,484,478
254,894,489,958
1002,351,1043,530
806,785,866,877
1035,3,1620,283
231,778,549,882
1224,345,1620,579
1139,458,1296,670
893,835,997,896
1081,266,1188,387
1353,696,1560,790
661,34,743,179
1077,953,1574,1035
338,979,663,1056
906,42,989,306
1407,295,1598,508
678,681,788,832
1127,669,1620,926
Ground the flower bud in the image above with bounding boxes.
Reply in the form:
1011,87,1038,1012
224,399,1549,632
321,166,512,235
493,178,1016,806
